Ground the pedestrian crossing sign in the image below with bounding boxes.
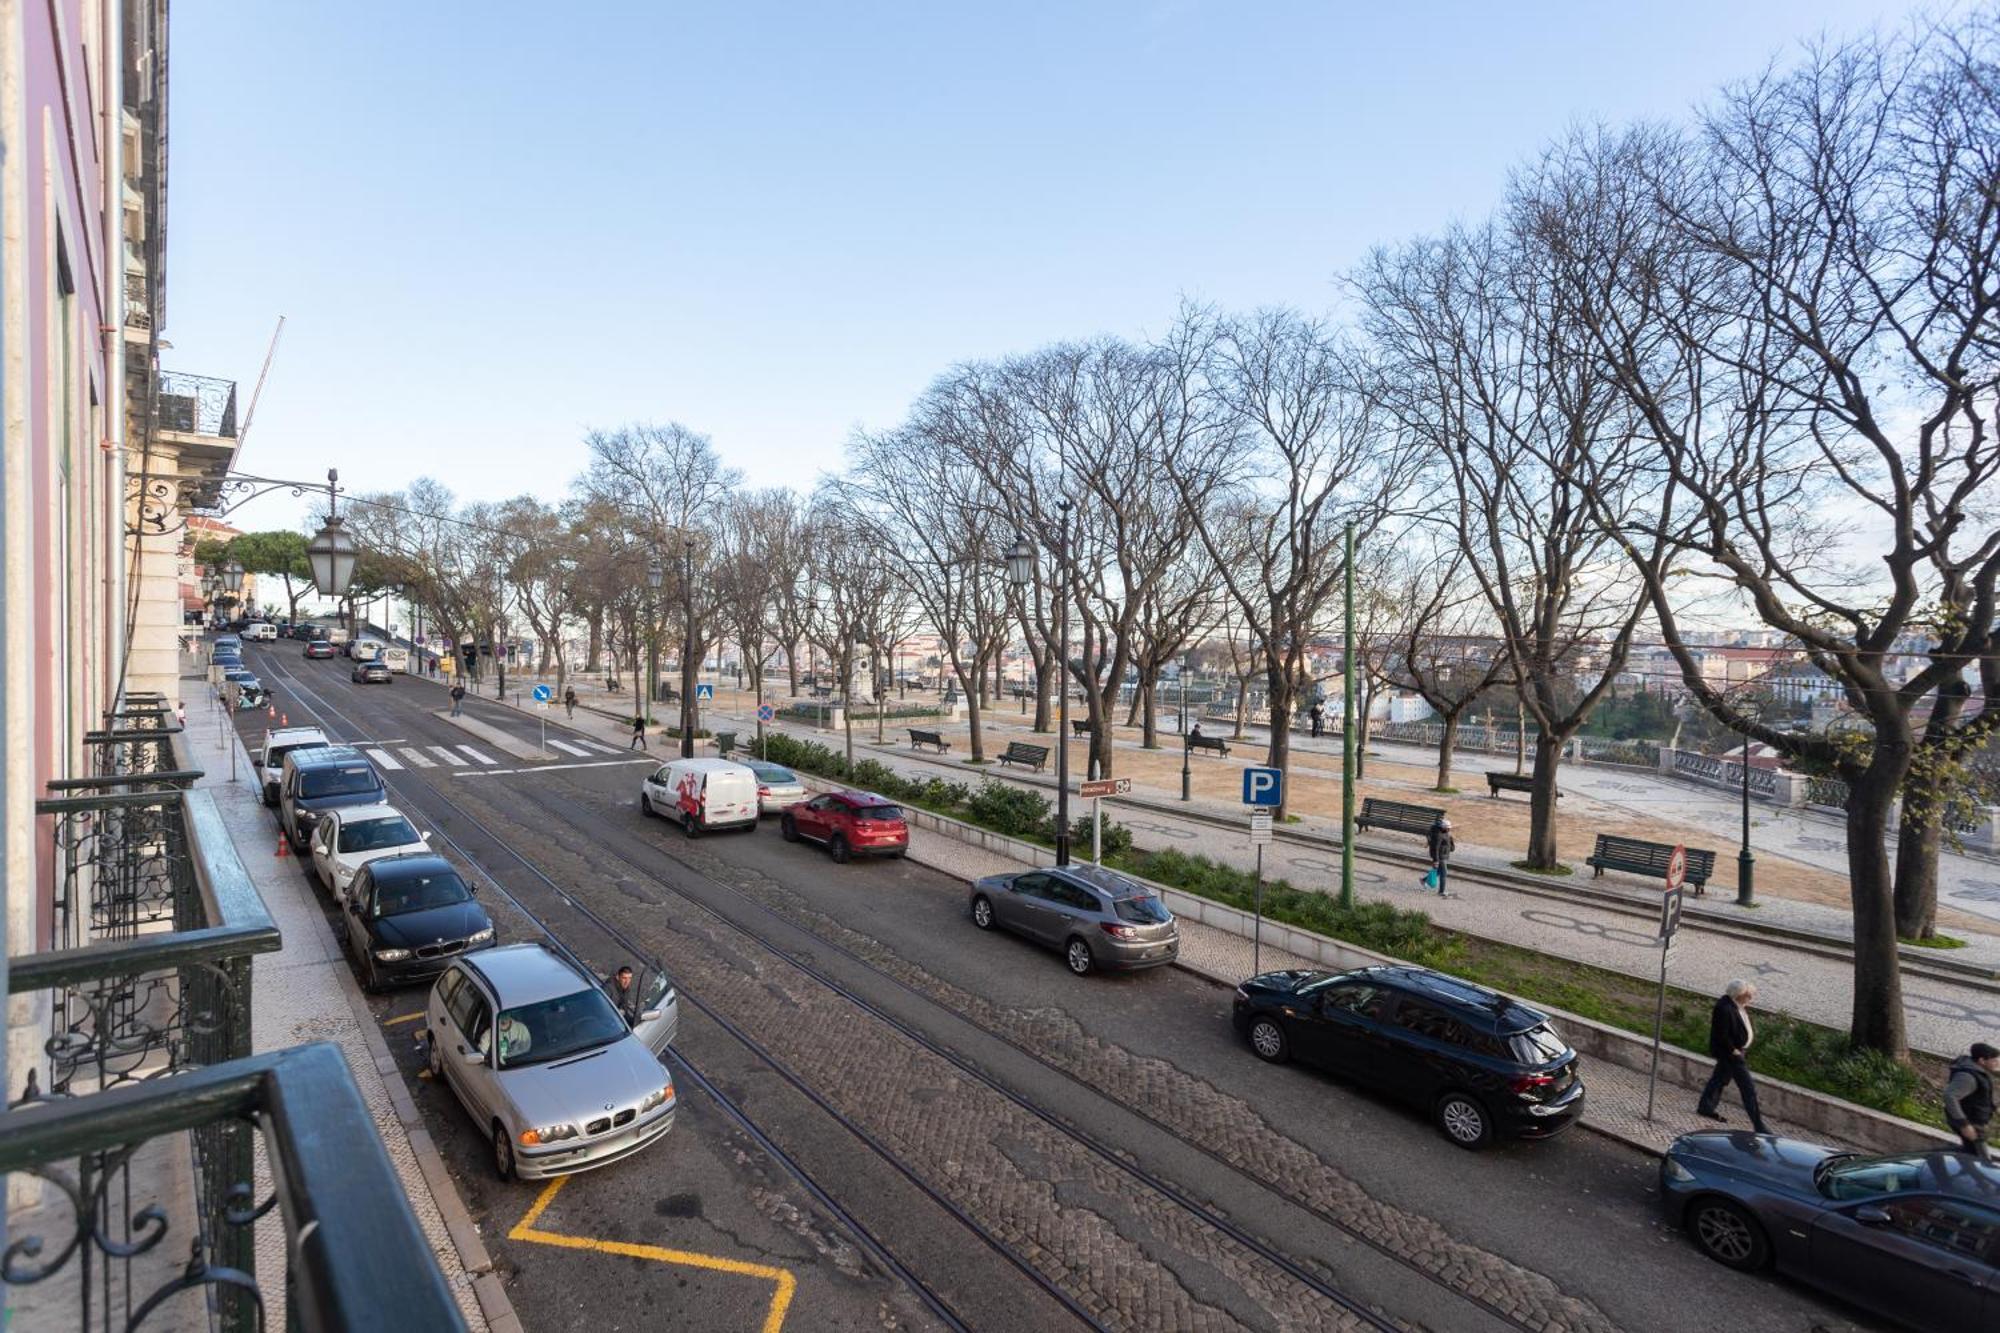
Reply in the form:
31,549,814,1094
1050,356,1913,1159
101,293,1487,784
696,683,714,701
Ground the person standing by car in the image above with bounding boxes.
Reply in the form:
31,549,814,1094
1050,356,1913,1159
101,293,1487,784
630,713,648,751
606,965,637,1022
1426,816,1455,897
1944,1041,1998,1160
449,682,466,717
564,686,578,719
1696,979,1770,1133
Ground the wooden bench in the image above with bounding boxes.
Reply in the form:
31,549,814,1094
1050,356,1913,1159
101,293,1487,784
907,727,950,754
1185,733,1230,756
1587,834,1717,895
1356,797,1446,838
1071,719,1095,737
1485,770,1561,800
714,731,738,757
996,741,1050,772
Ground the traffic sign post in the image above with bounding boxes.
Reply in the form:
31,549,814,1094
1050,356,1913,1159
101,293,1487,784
531,684,553,703
1241,770,1282,970
1080,778,1130,863
1242,766,1283,807
756,701,774,760
1645,846,1690,1122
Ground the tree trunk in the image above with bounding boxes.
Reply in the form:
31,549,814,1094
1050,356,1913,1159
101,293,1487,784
584,612,602,674
1264,663,1293,820
965,683,984,764
1515,703,1527,775
1233,673,1249,740
1846,755,1911,1058
1356,678,1376,780
785,640,800,695
1523,729,1565,869
1436,712,1459,791
1140,675,1161,749
1033,649,1053,733
1893,684,1966,940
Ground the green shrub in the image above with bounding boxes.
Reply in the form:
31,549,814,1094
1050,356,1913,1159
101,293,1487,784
964,781,1052,839
1062,816,1134,859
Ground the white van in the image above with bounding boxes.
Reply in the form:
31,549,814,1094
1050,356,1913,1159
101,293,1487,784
637,759,759,836
245,622,278,641
326,625,351,647
350,639,385,664
383,646,410,674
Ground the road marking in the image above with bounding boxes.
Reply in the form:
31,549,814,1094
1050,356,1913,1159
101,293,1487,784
458,745,498,765
546,739,590,757
510,1176,795,1333
428,746,467,766
400,748,436,768
579,739,623,754
367,748,404,770
454,758,655,779
383,1012,425,1027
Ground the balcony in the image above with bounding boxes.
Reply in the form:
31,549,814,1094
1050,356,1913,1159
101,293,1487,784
4,710,465,1331
154,372,240,510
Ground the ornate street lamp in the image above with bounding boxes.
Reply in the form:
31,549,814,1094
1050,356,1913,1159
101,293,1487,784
221,559,245,595
306,470,358,598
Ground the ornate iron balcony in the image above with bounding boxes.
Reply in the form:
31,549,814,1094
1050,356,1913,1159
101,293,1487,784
156,372,238,439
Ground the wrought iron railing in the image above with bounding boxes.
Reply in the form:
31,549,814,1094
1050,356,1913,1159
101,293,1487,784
0,1043,466,1333
1577,735,1662,769
1806,772,1850,809
155,371,238,439
1676,751,1779,799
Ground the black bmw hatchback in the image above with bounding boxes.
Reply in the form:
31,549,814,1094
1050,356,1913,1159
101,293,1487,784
1232,965,1585,1148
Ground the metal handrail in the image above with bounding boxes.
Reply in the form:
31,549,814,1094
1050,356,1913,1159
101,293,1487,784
0,1044,467,1332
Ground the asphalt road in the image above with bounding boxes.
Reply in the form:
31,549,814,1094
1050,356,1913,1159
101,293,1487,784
231,642,1887,1333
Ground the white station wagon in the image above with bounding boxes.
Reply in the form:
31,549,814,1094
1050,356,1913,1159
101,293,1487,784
307,803,430,904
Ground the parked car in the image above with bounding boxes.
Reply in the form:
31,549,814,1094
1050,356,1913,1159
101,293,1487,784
258,725,331,806
279,746,388,851
304,639,336,659
218,669,266,709
1661,1139,2000,1328
245,622,278,641
351,660,392,684
424,943,677,1180
637,758,759,836
307,802,430,902
746,761,807,814
1232,965,1586,1149
968,865,1178,975
211,634,242,654
340,852,495,991
779,789,908,862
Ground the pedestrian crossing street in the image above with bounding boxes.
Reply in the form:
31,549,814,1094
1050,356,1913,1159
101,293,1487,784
363,735,621,773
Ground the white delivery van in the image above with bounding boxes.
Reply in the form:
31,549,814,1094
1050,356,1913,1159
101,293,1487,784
383,646,410,674
637,759,759,836
245,622,278,641
326,625,351,647
350,639,385,664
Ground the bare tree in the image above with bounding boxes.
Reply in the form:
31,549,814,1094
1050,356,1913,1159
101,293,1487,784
1373,542,1509,791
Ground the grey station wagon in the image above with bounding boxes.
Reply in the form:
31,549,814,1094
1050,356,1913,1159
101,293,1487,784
968,865,1179,975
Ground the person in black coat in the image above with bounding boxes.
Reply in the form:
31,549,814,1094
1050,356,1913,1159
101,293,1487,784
1426,817,1455,897
1697,979,1770,1133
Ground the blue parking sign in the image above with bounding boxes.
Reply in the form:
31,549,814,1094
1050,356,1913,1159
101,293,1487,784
1242,766,1283,807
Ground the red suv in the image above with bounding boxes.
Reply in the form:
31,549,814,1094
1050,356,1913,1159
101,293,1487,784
779,790,909,863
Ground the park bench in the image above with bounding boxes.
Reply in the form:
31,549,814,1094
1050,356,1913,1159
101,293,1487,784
1485,770,1560,800
1071,719,1096,737
1586,834,1717,895
1185,733,1230,756
714,731,738,757
997,741,1051,772
1355,797,1446,839
907,727,951,754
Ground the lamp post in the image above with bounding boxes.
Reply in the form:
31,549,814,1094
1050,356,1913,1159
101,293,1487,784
1007,528,1069,864
304,469,357,601
681,536,697,759
645,557,663,734
1180,654,1192,802
1737,703,1760,907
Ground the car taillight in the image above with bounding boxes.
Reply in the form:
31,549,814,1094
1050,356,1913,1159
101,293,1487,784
1100,923,1138,940
1509,1072,1556,1096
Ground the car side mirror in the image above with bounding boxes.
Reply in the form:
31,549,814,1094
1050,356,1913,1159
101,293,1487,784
467,883,478,895
458,1045,484,1065
421,831,433,842
1853,1205,1892,1227
638,1009,662,1023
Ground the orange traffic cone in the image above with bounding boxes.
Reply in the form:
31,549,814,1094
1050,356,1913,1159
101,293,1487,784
266,704,276,719
280,713,289,727
276,834,289,859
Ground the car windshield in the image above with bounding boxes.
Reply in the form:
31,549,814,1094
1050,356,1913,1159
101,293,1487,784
371,870,469,916
494,989,628,1068
1821,1154,1934,1200
1507,1024,1569,1065
1113,895,1171,924
266,741,326,770
301,765,379,798
750,763,796,783
340,817,419,853
857,804,902,821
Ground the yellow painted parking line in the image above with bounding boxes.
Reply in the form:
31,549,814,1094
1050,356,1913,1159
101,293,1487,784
510,1176,796,1332
383,1012,426,1027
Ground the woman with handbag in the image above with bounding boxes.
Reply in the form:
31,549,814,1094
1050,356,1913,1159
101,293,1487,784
1425,816,1455,897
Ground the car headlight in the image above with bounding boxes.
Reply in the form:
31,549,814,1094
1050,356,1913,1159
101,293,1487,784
334,864,353,883
520,1123,578,1146
467,926,495,943
372,948,412,962
640,1083,675,1113
1662,1157,1696,1183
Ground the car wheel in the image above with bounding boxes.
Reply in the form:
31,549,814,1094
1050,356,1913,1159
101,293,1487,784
683,812,700,839
262,784,277,808
639,791,653,817
780,815,799,843
1247,1017,1289,1063
1688,1196,1770,1271
425,1034,443,1080
1064,936,1094,976
492,1124,516,1182
1435,1092,1493,1150
829,835,851,864
971,896,995,930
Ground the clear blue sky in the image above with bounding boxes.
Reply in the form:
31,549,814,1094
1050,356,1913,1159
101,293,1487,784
168,1,1927,533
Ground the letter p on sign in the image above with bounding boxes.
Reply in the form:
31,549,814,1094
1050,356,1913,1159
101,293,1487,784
1242,766,1284,808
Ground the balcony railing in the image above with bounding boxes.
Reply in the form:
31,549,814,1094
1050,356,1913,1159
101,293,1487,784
156,372,238,439
5,710,463,1331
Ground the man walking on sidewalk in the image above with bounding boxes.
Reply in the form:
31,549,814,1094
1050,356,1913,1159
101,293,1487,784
1944,1042,1998,1160
449,683,466,717
564,686,578,719
630,713,648,750
1697,980,1771,1133
1426,816,1454,897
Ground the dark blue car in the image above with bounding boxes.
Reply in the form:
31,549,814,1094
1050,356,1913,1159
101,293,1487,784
1661,1133,2000,1328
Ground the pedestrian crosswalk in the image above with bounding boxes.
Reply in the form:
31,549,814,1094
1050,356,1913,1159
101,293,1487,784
546,739,590,757
428,746,467,767
367,748,403,770
359,733,624,777
400,748,436,768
